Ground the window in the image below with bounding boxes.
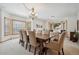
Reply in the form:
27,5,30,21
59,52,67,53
4,17,31,35
26,22,31,30
4,17,12,35
13,20,26,34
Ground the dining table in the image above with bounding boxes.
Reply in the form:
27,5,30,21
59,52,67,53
35,33,49,55
27,31,55,55
36,33,56,55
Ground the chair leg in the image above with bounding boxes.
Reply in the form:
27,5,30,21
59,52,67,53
62,48,64,55
42,47,48,55
45,49,47,55
19,39,22,44
58,51,60,55
19,40,20,44
49,38,50,43
26,42,28,49
20,40,24,46
34,47,36,55
29,45,31,52
45,48,48,55
22,42,24,47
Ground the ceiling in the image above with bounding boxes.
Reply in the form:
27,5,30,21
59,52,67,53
0,3,79,20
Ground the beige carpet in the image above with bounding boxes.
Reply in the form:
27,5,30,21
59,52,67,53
0,37,79,55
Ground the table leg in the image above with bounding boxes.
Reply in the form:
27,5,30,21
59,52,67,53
39,42,44,55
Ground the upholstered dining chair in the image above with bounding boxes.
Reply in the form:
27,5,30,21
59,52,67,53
19,30,24,46
45,31,66,55
22,30,29,49
28,31,40,55
50,32,59,41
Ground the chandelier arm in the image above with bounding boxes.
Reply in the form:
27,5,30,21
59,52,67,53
22,3,31,11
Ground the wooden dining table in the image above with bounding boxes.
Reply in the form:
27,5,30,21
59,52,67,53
36,33,50,42
27,31,55,55
36,33,49,55
35,33,56,55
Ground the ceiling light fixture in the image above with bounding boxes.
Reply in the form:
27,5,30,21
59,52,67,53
29,7,38,20
23,3,38,20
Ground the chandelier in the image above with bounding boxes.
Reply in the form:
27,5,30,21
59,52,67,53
23,4,38,20
29,7,37,20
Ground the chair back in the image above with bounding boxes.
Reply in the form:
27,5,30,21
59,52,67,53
28,31,37,47
19,30,23,41
50,32,59,41
22,30,28,43
58,31,66,50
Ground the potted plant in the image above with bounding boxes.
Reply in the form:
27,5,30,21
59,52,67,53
73,31,79,42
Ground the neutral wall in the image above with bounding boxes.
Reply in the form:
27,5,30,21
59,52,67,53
31,19,46,31
67,15,77,32
0,9,78,38
31,16,77,32
0,9,1,40
0,10,27,37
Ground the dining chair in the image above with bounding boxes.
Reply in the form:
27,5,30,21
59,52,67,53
48,32,60,44
19,30,24,46
45,31,66,55
28,31,40,55
22,30,29,49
